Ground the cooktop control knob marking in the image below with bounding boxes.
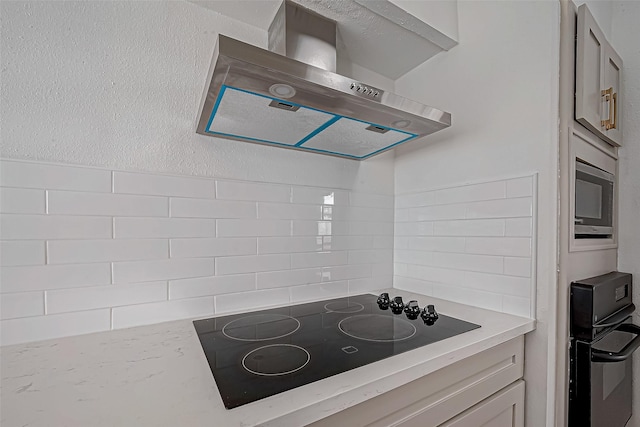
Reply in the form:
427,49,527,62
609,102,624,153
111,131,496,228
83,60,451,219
390,296,405,314
404,300,421,320
377,292,390,310
421,304,439,325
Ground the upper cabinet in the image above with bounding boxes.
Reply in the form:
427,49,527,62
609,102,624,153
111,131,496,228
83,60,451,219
575,4,623,147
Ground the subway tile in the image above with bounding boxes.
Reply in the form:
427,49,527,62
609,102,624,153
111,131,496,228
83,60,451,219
216,180,290,202
408,204,466,221
257,202,322,220
0,292,44,319
112,258,215,284
112,297,214,329
431,284,502,312
258,236,322,254
373,235,394,249
290,281,348,302
466,198,532,219
47,191,168,217
464,271,531,298
394,262,408,276
170,238,256,258
407,236,466,253
323,235,374,251
0,161,111,192
395,221,434,236
0,214,111,240
257,268,322,289
217,219,291,237
348,221,393,236
405,264,465,285
506,176,533,198
433,181,506,205
291,187,349,205
322,264,371,282
113,171,215,198
433,219,505,237
292,220,349,236
506,218,533,237
0,241,45,266
47,282,167,314
113,218,216,238
395,208,410,222
394,249,434,266
0,309,111,346
431,252,504,274
215,288,290,314
170,198,255,219
465,237,531,257
394,236,409,250
216,254,290,275
343,206,394,222
169,274,255,299
1,263,111,293
504,257,532,278
348,249,392,265
47,239,168,264
290,251,348,269
349,276,392,294
502,296,532,318
349,192,393,208
393,276,434,296
0,188,45,214
396,191,437,209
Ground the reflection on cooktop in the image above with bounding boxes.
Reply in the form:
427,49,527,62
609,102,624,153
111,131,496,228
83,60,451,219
193,294,480,409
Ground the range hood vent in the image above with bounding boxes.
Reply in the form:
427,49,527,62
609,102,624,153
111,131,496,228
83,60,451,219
196,1,451,160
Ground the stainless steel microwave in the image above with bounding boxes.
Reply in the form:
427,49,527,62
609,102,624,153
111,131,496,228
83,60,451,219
575,159,614,238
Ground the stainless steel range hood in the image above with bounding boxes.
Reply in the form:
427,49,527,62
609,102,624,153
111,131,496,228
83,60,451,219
196,1,451,160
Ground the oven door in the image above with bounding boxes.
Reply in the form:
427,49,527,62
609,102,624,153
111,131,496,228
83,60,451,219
570,323,640,427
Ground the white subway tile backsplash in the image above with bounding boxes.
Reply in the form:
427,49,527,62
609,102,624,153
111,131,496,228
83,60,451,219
48,191,168,217
409,204,466,221
431,252,504,274
349,192,393,208
323,235,374,251
216,254,290,275
502,296,531,317
47,282,167,314
348,249,392,265
0,161,111,192
112,258,215,284
404,264,465,285
1,309,111,346
1,214,112,240
215,288,290,314
258,236,323,254
343,206,394,222
433,219,505,237
170,198,255,219
291,251,348,269
0,292,44,319
506,176,533,198
431,284,503,312
395,191,436,209
216,180,290,202
407,236,466,253
290,281,348,302
395,221,434,236
292,220,349,236
322,264,371,282
504,257,532,278
506,218,533,237
0,241,45,266
392,276,434,296
373,235,394,249
111,297,214,329
170,238,256,258
465,237,531,257
169,274,255,299
47,239,169,264
114,218,216,238
291,187,349,205
113,171,215,198
217,219,291,237
348,277,382,294
433,181,506,205
395,250,434,266
257,268,322,289
0,187,45,214
257,202,322,220
348,221,393,236
466,198,532,219
1,263,111,293
464,271,531,298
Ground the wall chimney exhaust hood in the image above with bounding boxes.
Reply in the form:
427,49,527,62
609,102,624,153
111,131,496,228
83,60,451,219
196,1,451,160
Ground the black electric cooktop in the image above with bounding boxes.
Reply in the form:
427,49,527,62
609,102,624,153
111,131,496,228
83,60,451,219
193,293,480,409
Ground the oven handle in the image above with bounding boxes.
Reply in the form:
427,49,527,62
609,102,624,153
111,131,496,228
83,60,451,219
593,304,635,328
592,324,640,363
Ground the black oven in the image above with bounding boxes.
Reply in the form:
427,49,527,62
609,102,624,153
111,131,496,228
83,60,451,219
569,272,640,427
574,159,615,238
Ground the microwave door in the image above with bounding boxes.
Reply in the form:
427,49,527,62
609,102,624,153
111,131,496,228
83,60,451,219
575,161,614,237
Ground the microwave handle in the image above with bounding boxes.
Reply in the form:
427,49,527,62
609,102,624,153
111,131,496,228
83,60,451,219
574,218,584,224
592,324,640,363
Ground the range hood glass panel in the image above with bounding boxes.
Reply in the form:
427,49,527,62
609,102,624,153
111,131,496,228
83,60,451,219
301,117,417,158
207,86,334,146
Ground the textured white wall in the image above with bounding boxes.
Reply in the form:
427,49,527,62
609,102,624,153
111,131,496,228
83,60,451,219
0,1,395,195
612,2,640,425
393,1,560,426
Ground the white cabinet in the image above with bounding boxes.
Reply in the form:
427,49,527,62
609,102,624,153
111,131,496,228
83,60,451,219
575,4,623,146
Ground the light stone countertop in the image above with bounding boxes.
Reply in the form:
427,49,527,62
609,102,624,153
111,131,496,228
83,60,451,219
0,289,535,427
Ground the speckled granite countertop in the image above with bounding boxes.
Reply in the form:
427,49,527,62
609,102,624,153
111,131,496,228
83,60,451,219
0,289,534,427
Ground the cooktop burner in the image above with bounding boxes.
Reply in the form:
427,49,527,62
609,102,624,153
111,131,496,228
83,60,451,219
193,293,480,409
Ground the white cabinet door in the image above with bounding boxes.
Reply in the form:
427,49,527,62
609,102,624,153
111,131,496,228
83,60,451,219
437,380,525,427
575,4,623,147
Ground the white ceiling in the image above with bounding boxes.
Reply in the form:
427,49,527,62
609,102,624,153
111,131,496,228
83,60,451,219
188,0,455,79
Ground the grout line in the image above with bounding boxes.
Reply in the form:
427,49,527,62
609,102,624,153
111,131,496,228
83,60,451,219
44,190,49,214
43,291,48,315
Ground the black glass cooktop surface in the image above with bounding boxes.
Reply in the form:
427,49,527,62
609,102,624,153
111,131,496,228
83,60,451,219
193,294,480,409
